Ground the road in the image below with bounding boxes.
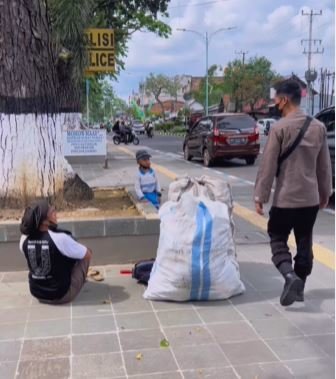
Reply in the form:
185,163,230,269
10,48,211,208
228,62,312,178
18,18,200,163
134,133,267,185
134,133,335,210
114,132,334,253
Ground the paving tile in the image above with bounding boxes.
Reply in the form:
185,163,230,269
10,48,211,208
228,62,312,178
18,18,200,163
309,334,335,360
244,275,284,292
0,308,29,325
285,313,335,335
0,340,21,362
72,352,124,378
105,265,129,277
195,304,243,323
173,344,229,370
0,361,17,379
21,337,70,361
151,301,192,311
163,326,214,347
229,289,264,305
72,302,113,318
183,367,238,379
208,321,259,343
251,318,303,339
258,289,283,304
234,362,294,379
234,303,284,321
72,333,120,355
220,340,278,365
72,282,111,303
130,372,182,379
112,298,153,314
2,272,28,283
72,315,116,334
0,295,31,309
124,348,177,376
120,328,164,351
25,319,70,338
0,323,25,341
266,336,327,360
17,358,70,379
115,312,158,331
156,310,202,327
307,297,335,317
285,357,335,379
0,283,30,296
28,305,71,322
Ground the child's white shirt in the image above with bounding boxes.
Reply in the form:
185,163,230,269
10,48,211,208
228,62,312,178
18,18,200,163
135,168,160,199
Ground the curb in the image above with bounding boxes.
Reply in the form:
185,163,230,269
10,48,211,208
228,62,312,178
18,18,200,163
157,131,186,138
0,187,159,243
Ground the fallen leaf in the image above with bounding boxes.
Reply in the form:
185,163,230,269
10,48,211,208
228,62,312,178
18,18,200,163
160,338,170,348
136,353,143,360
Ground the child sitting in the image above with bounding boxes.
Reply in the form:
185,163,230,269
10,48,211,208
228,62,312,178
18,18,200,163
135,150,161,209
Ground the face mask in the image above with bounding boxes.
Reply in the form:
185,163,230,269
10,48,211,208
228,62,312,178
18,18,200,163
272,103,283,118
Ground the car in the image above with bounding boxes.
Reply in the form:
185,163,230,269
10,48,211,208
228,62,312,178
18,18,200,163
183,113,260,167
314,106,335,191
257,118,277,135
132,121,145,135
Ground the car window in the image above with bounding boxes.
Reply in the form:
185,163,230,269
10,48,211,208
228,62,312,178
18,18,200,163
217,116,255,130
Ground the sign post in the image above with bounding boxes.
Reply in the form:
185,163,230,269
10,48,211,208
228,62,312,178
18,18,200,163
86,78,90,126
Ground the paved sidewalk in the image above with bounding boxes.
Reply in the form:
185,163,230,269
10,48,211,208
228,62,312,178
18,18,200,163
0,242,334,379
0,142,334,378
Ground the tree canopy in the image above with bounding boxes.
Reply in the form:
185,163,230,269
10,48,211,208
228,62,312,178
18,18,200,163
48,0,171,96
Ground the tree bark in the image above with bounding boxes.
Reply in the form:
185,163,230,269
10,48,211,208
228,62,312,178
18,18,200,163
0,0,80,206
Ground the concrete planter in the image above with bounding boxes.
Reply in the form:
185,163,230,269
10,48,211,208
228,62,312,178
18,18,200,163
0,188,160,271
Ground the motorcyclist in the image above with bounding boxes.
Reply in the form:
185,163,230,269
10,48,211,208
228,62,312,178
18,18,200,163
145,121,154,137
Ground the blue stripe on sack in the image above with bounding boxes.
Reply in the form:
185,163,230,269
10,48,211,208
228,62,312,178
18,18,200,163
200,203,213,300
190,204,204,300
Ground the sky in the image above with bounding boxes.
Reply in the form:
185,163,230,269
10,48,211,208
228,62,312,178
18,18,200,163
113,0,335,100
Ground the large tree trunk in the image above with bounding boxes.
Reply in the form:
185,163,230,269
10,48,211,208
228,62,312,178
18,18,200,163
0,0,80,207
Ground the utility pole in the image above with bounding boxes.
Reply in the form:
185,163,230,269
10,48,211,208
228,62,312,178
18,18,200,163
235,51,248,111
235,50,248,65
301,10,324,115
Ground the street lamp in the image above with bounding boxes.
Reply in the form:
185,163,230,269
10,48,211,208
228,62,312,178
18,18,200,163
177,27,236,116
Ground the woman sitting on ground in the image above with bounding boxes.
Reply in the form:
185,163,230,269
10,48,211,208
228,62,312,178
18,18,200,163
19,199,92,304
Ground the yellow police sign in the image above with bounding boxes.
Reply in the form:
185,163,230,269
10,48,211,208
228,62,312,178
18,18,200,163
85,28,115,73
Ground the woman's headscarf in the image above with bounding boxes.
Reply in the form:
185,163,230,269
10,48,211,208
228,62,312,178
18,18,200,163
20,199,49,235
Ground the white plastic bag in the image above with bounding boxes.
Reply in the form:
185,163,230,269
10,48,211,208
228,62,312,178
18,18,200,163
143,192,245,301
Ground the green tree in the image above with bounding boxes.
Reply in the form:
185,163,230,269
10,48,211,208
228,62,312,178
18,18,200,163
144,74,172,120
0,0,171,205
224,56,279,112
192,65,229,109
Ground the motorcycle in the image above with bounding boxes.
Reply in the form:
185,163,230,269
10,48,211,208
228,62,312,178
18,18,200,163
146,126,154,138
113,131,139,145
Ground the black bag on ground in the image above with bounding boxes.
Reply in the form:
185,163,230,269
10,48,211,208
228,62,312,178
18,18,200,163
132,259,155,285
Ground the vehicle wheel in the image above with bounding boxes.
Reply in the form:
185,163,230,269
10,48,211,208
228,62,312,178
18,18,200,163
133,136,140,145
246,157,256,165
113,136,121,145
203,148,213,167
184,145,192,161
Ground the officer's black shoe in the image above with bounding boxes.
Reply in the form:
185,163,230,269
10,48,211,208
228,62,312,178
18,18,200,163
280,272,304,307
296,278,306,302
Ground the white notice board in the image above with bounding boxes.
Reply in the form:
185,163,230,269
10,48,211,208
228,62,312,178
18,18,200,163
63,130,106,156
